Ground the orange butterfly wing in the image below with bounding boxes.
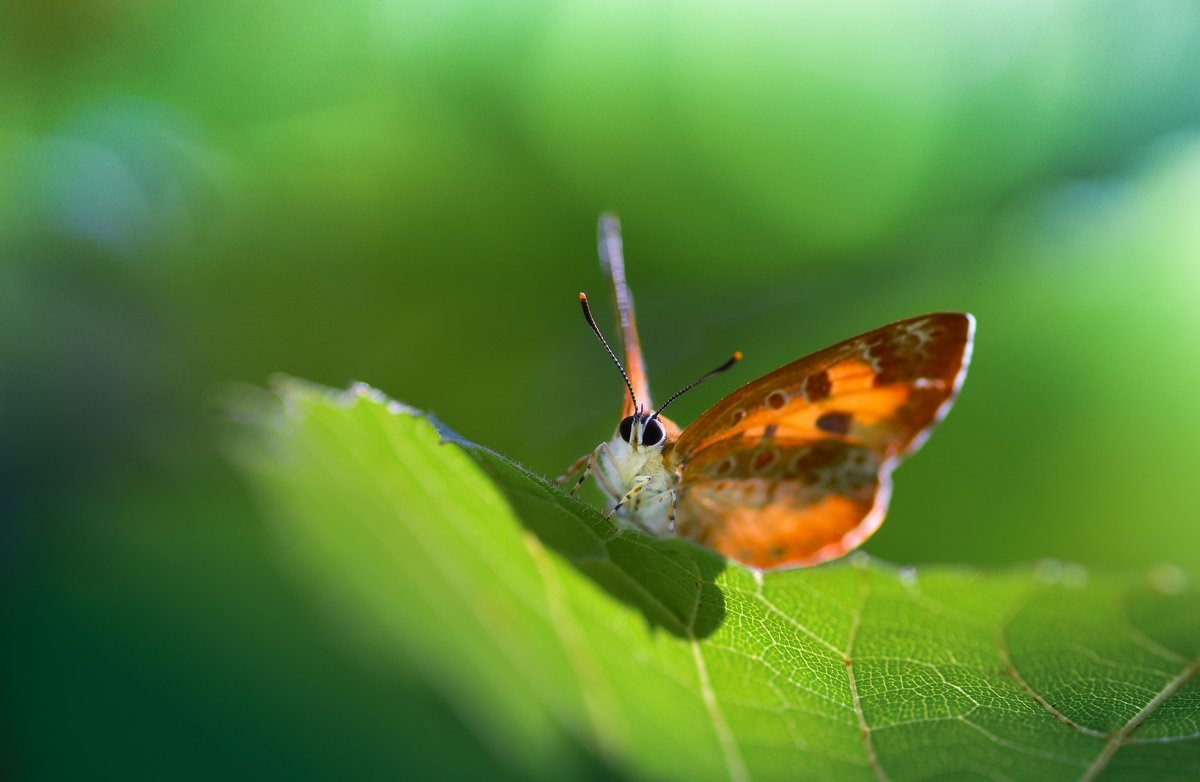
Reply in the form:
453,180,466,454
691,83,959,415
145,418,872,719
668,313,974,570
598,213,654,418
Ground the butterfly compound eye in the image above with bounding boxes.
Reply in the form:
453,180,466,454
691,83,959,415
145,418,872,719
618,416,635,443
641,418,664,446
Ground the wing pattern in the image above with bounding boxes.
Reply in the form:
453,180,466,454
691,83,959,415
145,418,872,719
670,313,973,569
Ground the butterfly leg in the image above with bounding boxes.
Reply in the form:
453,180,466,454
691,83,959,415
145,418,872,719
628,488,678,533
606,475,651,520
553,450,592,488
556,442,620,498
591,447,624,499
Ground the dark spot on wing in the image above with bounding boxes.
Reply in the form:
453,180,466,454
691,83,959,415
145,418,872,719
752,450,777,471
816,411,852,435
804,371,832,401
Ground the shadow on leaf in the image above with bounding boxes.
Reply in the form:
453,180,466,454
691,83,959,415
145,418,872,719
451,438,727,640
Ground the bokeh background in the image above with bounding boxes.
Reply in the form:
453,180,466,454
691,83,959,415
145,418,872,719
4,1,1200,779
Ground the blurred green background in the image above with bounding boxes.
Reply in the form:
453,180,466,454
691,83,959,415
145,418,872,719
4,1,1200,779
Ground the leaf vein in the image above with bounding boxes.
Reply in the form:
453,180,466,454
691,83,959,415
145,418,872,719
688,557,752,782
846,569,891,782
1078,658,1200,781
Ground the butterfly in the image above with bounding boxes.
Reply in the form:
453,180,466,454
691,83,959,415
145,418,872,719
555,214,975,570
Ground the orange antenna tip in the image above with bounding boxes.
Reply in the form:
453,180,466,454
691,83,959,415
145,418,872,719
651,349,743,420
579,292,587,301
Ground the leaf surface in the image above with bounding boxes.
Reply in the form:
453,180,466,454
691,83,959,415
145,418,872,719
229,379,1200,782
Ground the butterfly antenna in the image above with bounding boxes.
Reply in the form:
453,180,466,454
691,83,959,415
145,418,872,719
651,351,742,420
579,292,639,412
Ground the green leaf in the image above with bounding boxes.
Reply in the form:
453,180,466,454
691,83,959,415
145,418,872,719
228,379,1200,782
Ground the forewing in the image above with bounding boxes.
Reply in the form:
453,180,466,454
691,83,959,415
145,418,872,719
672,313,974,460
670,313,974,570
598,213,652,416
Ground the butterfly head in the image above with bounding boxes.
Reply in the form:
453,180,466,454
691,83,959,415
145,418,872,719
578,291,741,452
617,411,666,450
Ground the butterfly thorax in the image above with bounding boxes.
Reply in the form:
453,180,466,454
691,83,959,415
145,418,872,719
596,414,681,535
